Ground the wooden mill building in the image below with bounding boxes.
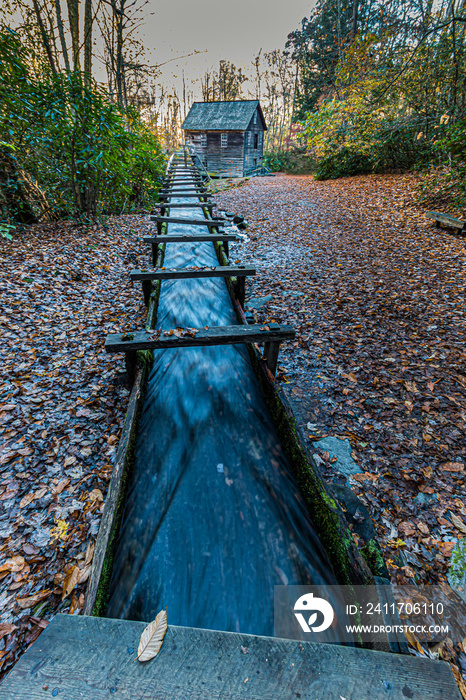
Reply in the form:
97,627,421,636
181,100,267,177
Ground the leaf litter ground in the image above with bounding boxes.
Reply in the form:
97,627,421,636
0,216,150,679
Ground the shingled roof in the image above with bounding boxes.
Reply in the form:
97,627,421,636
182,100,267,131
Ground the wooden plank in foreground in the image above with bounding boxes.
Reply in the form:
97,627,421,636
129,265,255,281
0,614,460,700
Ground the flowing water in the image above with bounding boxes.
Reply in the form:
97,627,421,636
106,167,340,635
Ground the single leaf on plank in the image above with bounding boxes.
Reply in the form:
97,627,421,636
137,609,168,662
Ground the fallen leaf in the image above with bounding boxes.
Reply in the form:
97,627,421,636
0,556,25,574
54,479,70,494
443,462,464,472
16,589,51,609
451,513,466,534
404,627,425,655
0,623,17,641
19,493,35,509
137,609,168,662
439,541,455,557
62,565,81,600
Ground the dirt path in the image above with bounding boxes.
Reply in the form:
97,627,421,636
216,172,466,586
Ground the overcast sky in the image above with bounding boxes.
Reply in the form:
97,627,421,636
135,0,315,100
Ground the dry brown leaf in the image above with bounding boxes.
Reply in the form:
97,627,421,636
0,556,25,574
19,493,34,509
417,521,429,535
62,565,81,600
84,541,95,568
443,462,464,472
16,589,51,609
88,488,104,503
450,664,466,700
53,478,70,494
78,566,91,584
439,541,455,557
0,623,17,641
404,627,426,655
64,455,76,467
137,609,168,662
451,513,466,534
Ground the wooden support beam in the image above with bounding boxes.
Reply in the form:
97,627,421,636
155,202,215,216
234,276,246,306
150,215,225,227
168,167,197,172
426,210,465,231
130,265,255,281
141,280,152,306
151,216,224,235
164,176,203,181
105,322,293,375
159,189,207,195
153,202,215,210
124,350,137,384
160,184,206,190
159,193,211,200
163,180,203,186
143,234,238,260
263,340,280,376
143,234,239,243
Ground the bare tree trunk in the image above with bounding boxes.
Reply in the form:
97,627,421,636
114,0,126,107
66,0,81,71
55,0,71,71
351,0,359,40
84,0,93,84
32,0,58,75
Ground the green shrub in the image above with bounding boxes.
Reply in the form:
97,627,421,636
0,28,165,221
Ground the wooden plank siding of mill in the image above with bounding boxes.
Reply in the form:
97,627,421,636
182,100,267,177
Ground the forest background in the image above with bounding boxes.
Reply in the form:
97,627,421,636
1,0,466,231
